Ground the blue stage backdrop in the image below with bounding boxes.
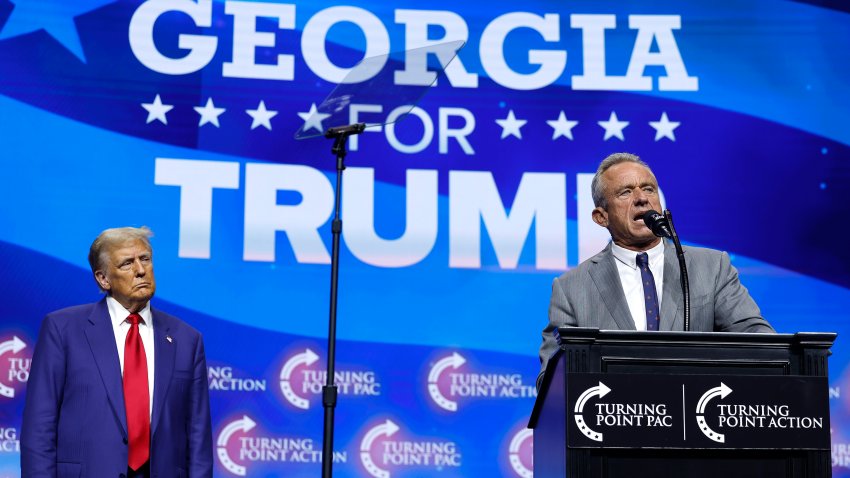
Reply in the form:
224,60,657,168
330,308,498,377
1,0,849,476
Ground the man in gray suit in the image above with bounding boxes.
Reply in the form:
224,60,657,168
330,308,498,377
538,153,774,386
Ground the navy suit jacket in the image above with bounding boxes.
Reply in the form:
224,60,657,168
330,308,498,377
21,298,212,478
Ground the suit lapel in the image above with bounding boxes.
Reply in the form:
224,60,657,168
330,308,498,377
83,298,127,436
660,239,682,331
589,244,637,331
151,308,174,437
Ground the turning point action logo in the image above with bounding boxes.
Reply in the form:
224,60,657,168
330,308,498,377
696,382,731,442
279,348,381,409
0,336,28,399
427,351,535,412
216,415,346,476
359,419,461,478
506,428,533,478
208,365,267,392
696,382,824,442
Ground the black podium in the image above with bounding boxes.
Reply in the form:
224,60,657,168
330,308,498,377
528,328,835,478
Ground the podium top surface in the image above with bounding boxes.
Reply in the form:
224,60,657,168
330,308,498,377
554,327,836,348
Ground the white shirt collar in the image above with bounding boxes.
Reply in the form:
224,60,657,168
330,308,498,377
611,239,664,270
106,295,152,328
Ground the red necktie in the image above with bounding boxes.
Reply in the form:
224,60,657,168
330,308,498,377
124,313,150,470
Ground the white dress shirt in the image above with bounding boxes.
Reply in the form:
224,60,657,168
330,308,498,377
107,296,155,417
611,240,665,331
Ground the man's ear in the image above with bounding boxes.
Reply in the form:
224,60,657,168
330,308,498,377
592,207,608,228
94,270,111,291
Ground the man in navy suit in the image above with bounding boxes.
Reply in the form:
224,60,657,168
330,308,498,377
21,227,212,477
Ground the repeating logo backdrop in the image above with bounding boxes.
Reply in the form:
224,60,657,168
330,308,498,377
1,0,849,476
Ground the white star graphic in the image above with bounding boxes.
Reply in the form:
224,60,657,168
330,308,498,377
546,111,579,140
496,109,527,139
297,103,332,134
141,94,173,125
246,101,278,131
648,112,681,142
194,98,226,128
598,111,629,141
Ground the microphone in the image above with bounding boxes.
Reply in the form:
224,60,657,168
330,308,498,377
642,210,673,238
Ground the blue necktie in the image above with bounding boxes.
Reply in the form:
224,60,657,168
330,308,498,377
636,252,660,331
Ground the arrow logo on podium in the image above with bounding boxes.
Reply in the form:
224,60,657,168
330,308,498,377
573,381,611,442
696,382,732,443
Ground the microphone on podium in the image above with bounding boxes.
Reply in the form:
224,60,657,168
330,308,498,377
642,210,673,238
643,209,690,331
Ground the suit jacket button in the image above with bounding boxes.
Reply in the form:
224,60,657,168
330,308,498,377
122,438,128,445
119,474,126,478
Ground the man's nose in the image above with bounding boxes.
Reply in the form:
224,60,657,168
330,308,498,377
633,189,649,204
133,259,146,275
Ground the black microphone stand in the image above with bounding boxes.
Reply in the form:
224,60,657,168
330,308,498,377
664,209,690,331
321,122,365,478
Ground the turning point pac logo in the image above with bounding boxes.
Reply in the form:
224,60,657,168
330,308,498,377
359,419,461,478
573,382,611,442
216,414,346,476
279,347,380,409
427,351,536,412
572,380,672,443
0,335,28,399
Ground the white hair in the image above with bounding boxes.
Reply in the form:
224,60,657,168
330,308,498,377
88,226,153,290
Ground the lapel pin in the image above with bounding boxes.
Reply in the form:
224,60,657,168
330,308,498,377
166,335,173,343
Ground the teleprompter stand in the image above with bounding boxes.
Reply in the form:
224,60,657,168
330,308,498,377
294,40,465,478
319,122,364,478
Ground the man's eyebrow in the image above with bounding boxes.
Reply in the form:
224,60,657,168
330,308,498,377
115,253,143,262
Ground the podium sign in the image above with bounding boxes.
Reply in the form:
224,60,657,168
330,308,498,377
567,373,829,449
529,328,836,478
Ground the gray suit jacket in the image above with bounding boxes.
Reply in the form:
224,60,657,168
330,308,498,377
538,239,774,386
